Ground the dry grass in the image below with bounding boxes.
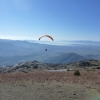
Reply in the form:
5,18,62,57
0,70,100,100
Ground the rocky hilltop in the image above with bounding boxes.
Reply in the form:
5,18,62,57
0,60,67,73
0,60,100,73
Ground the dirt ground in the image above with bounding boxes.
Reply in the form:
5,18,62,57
0,70,100,100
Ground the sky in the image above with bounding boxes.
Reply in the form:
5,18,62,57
0,0,100,41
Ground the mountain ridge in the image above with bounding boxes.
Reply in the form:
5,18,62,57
44,53,87,64
0,59,100,73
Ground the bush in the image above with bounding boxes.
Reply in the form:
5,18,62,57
96,67,100,69
67,68,70,71
74,70,81,76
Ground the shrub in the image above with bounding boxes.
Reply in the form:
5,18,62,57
67,68,70,71
96,67,100,69
74,70,81,76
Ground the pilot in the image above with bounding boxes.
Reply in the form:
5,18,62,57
45,49,47,51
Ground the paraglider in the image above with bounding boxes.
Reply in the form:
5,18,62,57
39,35,54,51
39,35,54,41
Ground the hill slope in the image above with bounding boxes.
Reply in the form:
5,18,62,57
45,53,87,64
1,60,100,73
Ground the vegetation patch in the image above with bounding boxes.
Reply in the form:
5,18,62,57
74,70,81,76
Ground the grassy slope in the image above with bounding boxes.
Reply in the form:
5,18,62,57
0,70,100,100
0,83,99,100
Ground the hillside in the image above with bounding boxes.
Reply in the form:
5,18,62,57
0,60,67,73
0,53,88,67
66,60,100,69
1,60,100,73
45,53,87,64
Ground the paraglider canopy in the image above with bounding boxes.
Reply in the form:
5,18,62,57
39,35,54,51
39,35,54,41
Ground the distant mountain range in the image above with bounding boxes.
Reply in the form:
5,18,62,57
29,40,100,46
0,39,100,67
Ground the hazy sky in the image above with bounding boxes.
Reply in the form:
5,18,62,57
0,0,100,41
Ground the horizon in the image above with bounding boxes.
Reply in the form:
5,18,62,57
1,38,100,46
1,37,100,42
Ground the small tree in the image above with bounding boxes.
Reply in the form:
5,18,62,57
74,70,81,76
